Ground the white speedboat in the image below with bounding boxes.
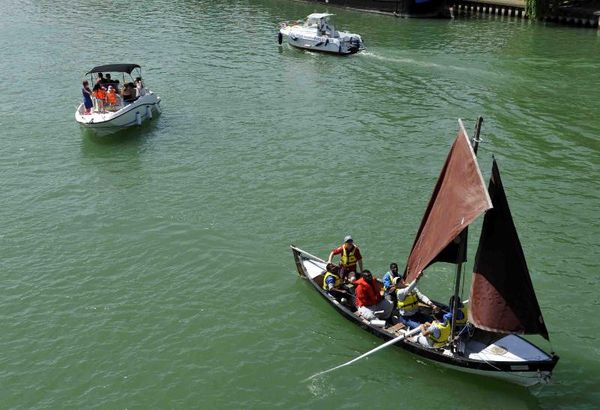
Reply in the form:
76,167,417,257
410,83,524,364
75,64,161,134
278,13,363,55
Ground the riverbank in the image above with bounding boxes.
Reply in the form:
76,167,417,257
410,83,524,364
309,0,600,27
452,0,600,27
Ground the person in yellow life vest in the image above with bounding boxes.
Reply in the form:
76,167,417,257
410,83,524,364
327,235,363,281
106,85,119,109
443,296,468,331
417,320,451,348
394,278,438,329
322,263,343,292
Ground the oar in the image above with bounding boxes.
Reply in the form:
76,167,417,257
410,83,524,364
304,326,422,381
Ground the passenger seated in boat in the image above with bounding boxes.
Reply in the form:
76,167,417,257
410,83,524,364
382,262,400,302
322,263,351,302
394,277,438,329
322,263,343,292
416,319,451,349
122,82,136,103
105,85,120,110
354,270,393,321
443,296,469,334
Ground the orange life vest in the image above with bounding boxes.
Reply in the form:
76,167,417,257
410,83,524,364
106,90,117,105
95,88,106,100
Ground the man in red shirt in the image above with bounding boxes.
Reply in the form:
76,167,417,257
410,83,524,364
354,270,393,321
327,235,363,280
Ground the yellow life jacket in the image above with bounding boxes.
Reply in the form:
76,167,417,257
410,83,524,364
454,306,468,326
397,291,419,313
429,321,451,348
322,271,342,290
340,245,357,267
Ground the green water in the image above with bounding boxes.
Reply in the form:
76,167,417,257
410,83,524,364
1,0,599,408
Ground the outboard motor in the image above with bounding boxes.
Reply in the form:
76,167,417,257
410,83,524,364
277,32,283,45
348,37,362,54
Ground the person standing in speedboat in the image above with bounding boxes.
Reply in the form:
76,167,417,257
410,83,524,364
81,80,93,115
135,77,146,97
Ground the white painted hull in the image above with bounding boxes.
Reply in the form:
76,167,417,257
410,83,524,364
435,360,552,387
75,92,161,131
279,26,363,55
291,246,558,387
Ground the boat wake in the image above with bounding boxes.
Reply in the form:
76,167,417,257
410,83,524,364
361,51,472,72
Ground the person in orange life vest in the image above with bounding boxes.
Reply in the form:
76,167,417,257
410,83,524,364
93,83,106,113
106,85,118,108
327,235,363,281
354,270,393,321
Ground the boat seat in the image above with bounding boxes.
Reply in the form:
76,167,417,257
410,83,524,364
386,323,406,336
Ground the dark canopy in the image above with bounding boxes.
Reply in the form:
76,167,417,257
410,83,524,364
86,64,140,75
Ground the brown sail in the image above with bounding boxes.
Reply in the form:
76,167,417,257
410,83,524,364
469,159,549,340
404,120,492,283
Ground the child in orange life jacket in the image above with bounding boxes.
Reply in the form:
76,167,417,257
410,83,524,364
93,83,106,113
106,85,118,109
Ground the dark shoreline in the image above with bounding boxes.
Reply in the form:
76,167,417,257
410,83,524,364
303,0,600,27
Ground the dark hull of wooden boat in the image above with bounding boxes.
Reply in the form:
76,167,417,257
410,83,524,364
291,246,559,385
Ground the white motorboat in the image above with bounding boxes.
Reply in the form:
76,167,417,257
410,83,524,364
75,64,161,134
278,13,363,55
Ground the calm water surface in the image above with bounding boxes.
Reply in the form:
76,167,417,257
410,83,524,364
1,0,599,408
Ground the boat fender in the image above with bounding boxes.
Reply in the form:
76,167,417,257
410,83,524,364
325,39,329,46
338,44,342,54
136,111,141,125
155,101,162,114
146,105,152,119
370,319,386,327
278,32,283,45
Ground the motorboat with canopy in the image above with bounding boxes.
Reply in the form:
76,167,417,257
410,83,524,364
278,13,363,55
75,63,161,134
291,118,559,386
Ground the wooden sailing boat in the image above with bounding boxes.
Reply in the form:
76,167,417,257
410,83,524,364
291,118,559,386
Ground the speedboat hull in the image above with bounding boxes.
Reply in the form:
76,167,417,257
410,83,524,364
278,23,363,55
75,93,161,131
280,29,363,55
290,245,558,386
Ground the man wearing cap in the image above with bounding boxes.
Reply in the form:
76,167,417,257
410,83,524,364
354,270,393,321
327,235,363,281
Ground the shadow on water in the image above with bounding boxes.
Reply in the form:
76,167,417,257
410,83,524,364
79,116,160,145
78,118,161,169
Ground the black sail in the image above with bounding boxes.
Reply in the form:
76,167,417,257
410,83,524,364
469,159,549,340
